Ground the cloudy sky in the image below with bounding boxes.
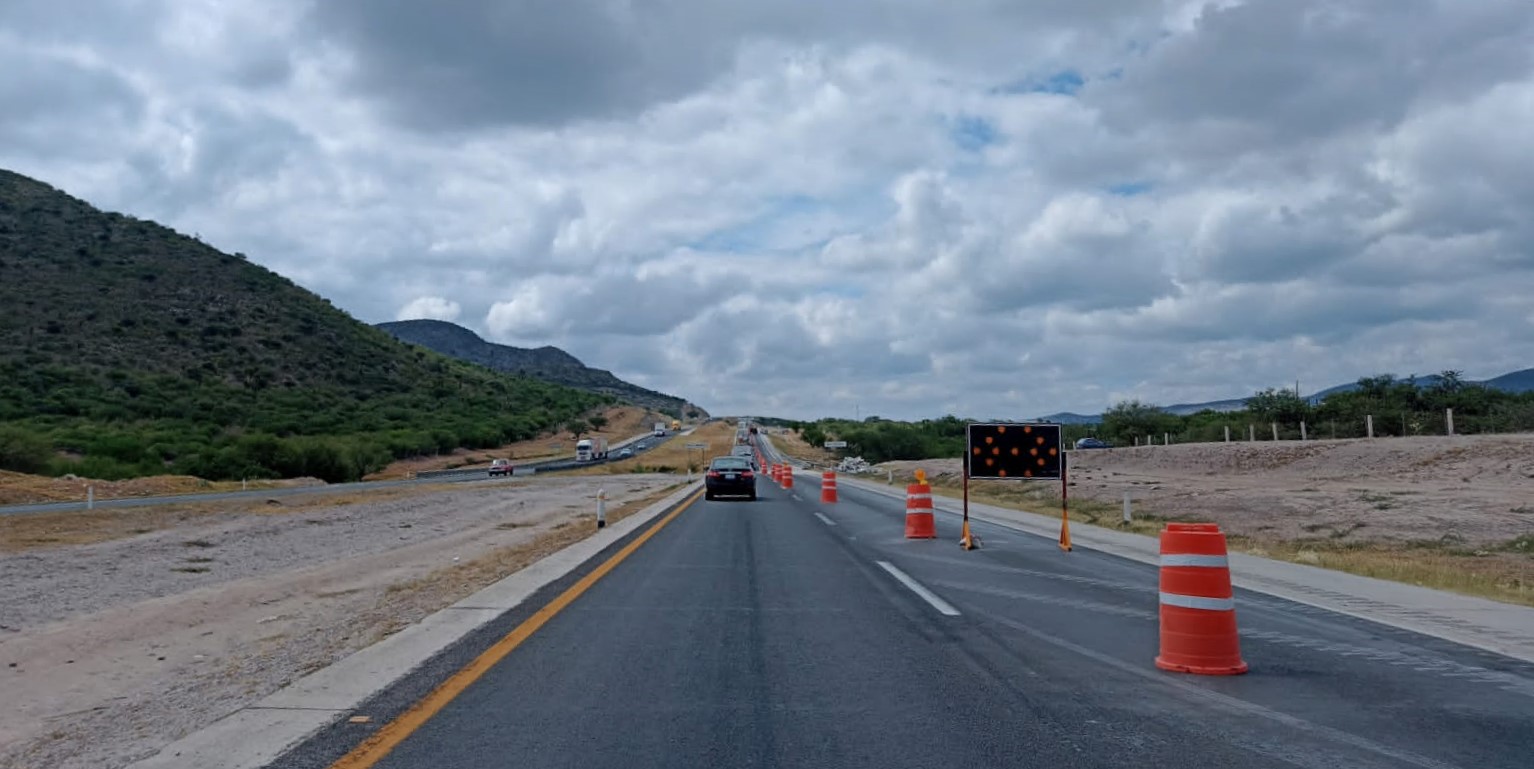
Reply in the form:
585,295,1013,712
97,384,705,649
4,0,1532,420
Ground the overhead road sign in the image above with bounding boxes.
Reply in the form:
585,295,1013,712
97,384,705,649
823,441,848,449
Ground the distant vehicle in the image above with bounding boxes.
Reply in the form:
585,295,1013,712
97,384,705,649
671,419,681,431
576,436,609,461
487,459,514,477
617,447,633,458
1074,437,1112,449
705,455,756,501
653,422,667,437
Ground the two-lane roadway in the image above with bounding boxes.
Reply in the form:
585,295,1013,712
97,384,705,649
275,465,1533,769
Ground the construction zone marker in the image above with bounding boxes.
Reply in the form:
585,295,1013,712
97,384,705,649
905,469,937,539
1155,523,1248,676
820,470,838,503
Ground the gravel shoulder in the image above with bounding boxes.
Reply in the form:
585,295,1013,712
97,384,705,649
0,474,681,769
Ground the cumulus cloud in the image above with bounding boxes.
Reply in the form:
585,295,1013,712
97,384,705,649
2,0,1532,421
397,296,462,322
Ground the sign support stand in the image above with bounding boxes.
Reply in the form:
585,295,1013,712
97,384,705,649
960,450,977,550
1059,451,1072,551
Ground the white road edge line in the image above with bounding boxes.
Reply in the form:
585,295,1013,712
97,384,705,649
877,561,961,616
814,512,837,526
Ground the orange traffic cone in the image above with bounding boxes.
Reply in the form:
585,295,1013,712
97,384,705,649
904,481,936,539
782,465,793,489
1155,523,1248,675
820,471,838,503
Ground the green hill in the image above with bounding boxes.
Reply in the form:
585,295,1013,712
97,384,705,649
0,169,607,482
376,319,702,417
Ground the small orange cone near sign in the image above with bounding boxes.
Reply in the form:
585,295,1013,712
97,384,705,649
1059,508,1072,552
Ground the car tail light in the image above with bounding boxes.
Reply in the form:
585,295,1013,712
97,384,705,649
707,470,721,478
741,471,753,479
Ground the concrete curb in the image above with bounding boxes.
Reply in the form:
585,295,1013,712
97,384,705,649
127,480,704,769
826,470,1534,664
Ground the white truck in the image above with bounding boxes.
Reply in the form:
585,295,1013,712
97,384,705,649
653,422,667,437
575,436,608,462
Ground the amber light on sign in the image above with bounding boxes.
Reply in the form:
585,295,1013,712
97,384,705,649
966,423,1062,480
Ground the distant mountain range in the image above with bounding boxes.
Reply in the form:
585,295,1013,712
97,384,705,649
376,319,703,418
1038,367,1534,424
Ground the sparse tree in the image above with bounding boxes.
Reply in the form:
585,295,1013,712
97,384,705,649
1435,369,1465,394
587,415,608,431
1101,400,1169,444
567,420,589,440
1246,387,1310,425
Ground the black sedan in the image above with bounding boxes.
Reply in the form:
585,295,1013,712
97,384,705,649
704,456,756,501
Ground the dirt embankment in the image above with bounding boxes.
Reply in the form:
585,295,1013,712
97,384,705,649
875,434,1534,547
0,471,322,507
0,475,682,769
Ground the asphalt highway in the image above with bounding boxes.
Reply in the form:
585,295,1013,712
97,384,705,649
273,461,1534,769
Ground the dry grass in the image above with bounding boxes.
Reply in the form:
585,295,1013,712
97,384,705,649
768,429,839,466
366,405,671,479
568,421,742,476
1230,538,1534,607
0,470,316,506
0,482,474,552
858,473,1534,607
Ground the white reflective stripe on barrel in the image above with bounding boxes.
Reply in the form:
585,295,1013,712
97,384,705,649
1159,592,1236,611
907,493,932,502
1159,554,1229,568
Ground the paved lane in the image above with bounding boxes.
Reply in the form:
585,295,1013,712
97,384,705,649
275,468,1533,769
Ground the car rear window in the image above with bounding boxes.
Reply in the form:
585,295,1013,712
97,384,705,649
711,457,751,470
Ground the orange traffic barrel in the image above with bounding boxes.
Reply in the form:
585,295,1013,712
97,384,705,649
1155,523,1248,675
820,471,838,503
771,464,781,484
782,465,793,489
904,482,936,538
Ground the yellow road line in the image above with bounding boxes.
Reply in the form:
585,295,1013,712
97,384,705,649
329,488,703,769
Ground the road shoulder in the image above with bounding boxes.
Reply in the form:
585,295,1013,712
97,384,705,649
126,481,702,769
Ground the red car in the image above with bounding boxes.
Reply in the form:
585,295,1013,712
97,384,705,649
488,459,514,477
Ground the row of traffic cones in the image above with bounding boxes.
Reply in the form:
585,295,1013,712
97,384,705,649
759,459,1246,677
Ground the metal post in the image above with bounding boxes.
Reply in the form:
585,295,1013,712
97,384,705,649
1224,426,1230,443
87,485,94,510
1366,415,1374,438
596,488,607,529
962,452,971,545
1271,422,1279,441
1249,424,1255,442
1059,452,1072,552
1446,408,1454,436
1123,491,1131,524
1300,421,1307,441
1164,432,1170,446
